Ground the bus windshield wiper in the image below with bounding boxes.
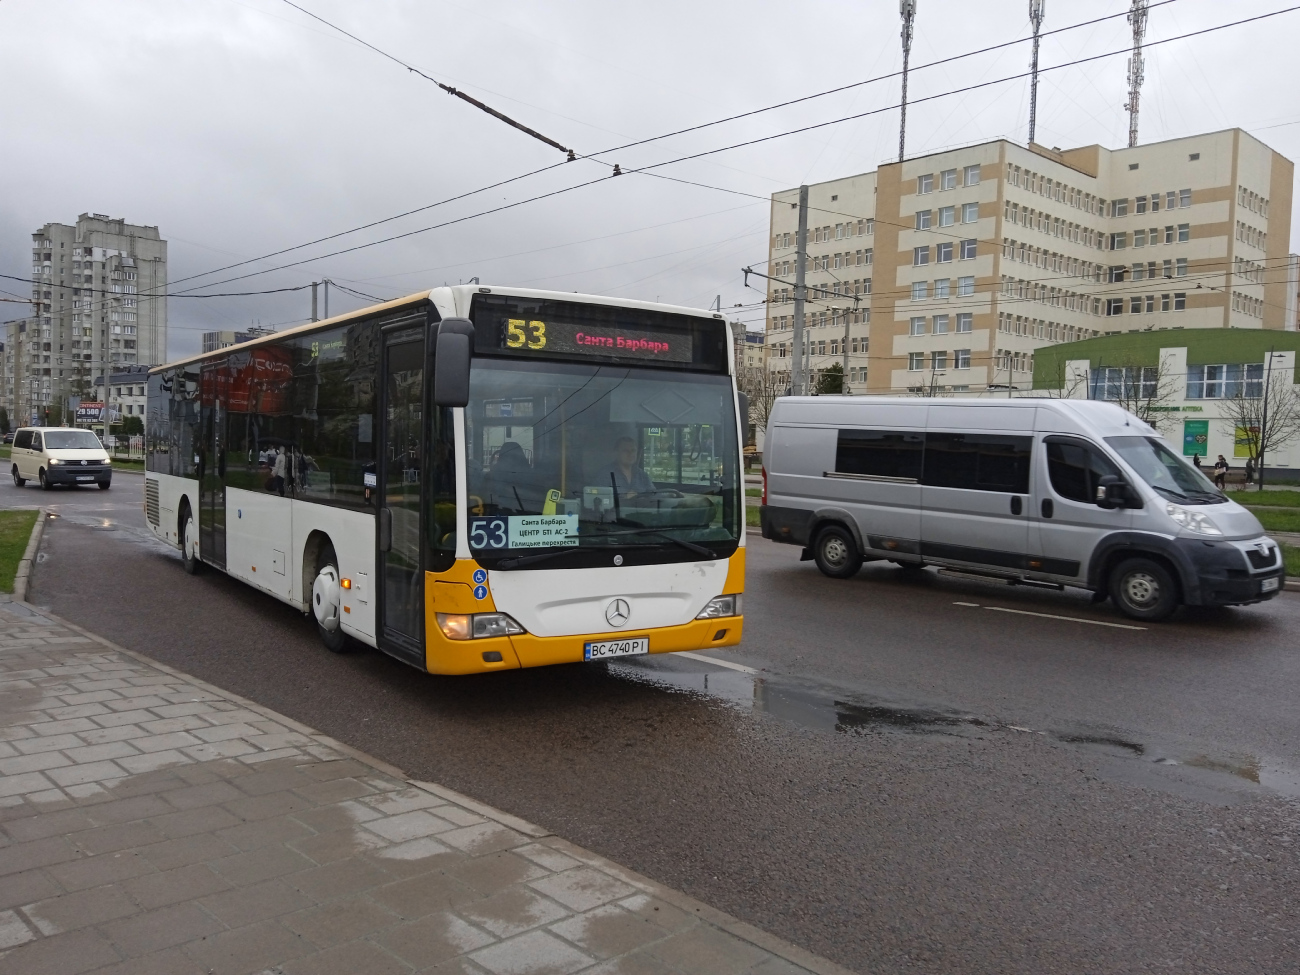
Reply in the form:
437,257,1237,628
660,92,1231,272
496,548,575,570
597,526,715,558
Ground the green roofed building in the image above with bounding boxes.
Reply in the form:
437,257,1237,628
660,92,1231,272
1032,328,1300,476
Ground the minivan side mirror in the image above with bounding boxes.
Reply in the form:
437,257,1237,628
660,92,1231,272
1095,474,1138,509
433,318,474,408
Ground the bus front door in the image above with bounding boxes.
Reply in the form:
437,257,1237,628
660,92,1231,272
377,328,425,663
198,366,227,571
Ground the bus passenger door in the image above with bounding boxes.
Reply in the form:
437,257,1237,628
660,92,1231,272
377,328,425,662
199,365,227,571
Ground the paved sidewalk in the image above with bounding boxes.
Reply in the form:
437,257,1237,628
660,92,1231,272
0,599,849,975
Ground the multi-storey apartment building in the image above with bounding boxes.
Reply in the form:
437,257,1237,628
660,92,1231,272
765,129,1295,395
4,214,166,425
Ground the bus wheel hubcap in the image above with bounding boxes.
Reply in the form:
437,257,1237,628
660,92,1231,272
1125,572,1158,606
185,519,198,560
313,566,341,632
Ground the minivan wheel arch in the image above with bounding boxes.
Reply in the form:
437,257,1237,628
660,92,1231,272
808,509,865,553
1087,533,1200,604
1095,547,1185,607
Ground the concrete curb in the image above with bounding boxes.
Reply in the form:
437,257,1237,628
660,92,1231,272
11,507,46,602
13,601,854,975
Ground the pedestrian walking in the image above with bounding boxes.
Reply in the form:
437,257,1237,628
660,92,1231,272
1192,453,1202,471
1245,456,1256,489
1213,454,1229,490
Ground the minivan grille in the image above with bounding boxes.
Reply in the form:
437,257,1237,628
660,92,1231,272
1247,545,1278,570
145,478,159,528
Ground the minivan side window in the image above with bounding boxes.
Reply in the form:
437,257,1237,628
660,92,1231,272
1046,437,1119,503
30,432,42,451
835,429,923,481
923,432,1032,493
13,430,32,450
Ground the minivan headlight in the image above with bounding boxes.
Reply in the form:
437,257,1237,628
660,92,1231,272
696,594,742,619
48,458,60,465
1166,503,1222,536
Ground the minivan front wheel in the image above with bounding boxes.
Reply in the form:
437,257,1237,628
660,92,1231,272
38,469,52,491
1110,557,1179,622
813,525,862,579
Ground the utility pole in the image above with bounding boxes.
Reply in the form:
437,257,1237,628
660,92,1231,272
1258,349,1280,492
1125,0,1149,148
898,0,917,163
1027,0,1046,145
323,279,330,320
311,282,319,322
792,185,809,395
842,308,851,393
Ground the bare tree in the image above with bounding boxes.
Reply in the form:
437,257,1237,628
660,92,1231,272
1038,357,1090,400
1217,357,1300,491
1090,352,1181,433
736,366,782,445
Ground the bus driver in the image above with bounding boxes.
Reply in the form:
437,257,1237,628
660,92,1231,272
607,436,655,498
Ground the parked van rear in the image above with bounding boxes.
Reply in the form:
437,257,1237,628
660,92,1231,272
760,398,1282,621
10,427,113,490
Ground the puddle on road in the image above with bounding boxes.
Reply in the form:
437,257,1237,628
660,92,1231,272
612,653,1300,800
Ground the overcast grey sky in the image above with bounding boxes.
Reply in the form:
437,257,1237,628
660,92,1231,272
4,0,1299,358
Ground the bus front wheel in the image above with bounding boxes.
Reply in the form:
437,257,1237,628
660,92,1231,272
181,509,201,575
312,553,350,653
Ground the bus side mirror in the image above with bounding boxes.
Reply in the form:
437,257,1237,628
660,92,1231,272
433,318,474,408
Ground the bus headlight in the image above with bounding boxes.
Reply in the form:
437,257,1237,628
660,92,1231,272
696,594,742,619
437,612,526,640
472,613,526,638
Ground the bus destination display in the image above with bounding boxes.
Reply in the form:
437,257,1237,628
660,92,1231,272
500,318,692,363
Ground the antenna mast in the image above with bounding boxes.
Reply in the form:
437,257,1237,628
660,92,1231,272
1027,0,1046,145
1125,0,1149,148
898,0,917,163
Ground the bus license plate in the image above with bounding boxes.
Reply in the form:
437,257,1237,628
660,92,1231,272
1261,577,1280,593
584,637,648,661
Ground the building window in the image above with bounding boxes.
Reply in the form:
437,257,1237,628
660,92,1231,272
934,278,950,299
1135,195,1148,214
918,174,934,194
933,314,949,334
910,317,927,336
1176,258,1187,277
1112,199,1128,217
941,169,957,190
1134,229,1146,247
1107,265,1126,283
865,219,874,235
916,210,933,230
1174,293,1186,311
911,281,929,301
956,313,973,333
1177,223,1190,242
1179,188,1192,208
955,349,970,369
1110,232,1127,250
962,202,979,223
964,164,981,186
960,239,977,260
1106,298,1124,316
956,275,974,296
938,206,955,227
913,246,930,266
1187,363,1263,399
932,351,949,370
909,352,925,371
1130,297,1143,314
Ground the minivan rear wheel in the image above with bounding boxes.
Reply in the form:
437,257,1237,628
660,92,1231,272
813,525,862,579
1110,557,1179,622
11,466,25,487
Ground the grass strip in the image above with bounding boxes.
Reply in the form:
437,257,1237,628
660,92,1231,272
746,506,760,528
0,510,39,594
1280,543,1300,578
1251,509,1300,533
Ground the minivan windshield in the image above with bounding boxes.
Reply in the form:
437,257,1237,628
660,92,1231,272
43,430,103,450
1105,436,1227,505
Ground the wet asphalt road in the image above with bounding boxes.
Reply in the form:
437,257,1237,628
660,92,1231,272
8,473,1300,974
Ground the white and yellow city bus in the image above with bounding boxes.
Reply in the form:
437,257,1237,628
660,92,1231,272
144,287,746,674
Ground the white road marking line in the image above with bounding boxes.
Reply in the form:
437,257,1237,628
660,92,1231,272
983,606,1146,630
675,651,759,674
953,601,981,607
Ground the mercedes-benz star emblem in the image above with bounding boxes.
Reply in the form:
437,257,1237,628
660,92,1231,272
605,598,630,628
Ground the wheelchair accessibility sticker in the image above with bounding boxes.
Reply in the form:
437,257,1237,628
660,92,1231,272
472,569,487,585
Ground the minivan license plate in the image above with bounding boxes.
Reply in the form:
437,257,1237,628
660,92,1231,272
584,637,648,661
1261,577,1280,593
76,476,94,481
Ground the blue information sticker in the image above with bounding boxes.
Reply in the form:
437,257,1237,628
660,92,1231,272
472,569,487,585
473,585,488,600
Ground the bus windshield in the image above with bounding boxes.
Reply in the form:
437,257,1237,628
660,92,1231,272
461,358,741,568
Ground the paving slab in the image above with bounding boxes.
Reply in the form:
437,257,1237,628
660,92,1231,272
0,599,852,975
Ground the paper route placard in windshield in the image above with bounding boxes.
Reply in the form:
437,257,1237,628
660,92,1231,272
469,514,579,550
503,319,692,363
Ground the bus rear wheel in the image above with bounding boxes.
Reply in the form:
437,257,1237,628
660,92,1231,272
181,507,201,575
312,549,351,653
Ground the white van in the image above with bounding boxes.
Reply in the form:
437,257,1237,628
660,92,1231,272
9,427,113,490
760,397,1283,622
